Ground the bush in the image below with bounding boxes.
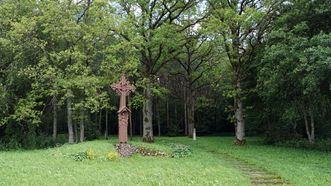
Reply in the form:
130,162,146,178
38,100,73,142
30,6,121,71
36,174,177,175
168,143,192,158
0,126,67,150
274,138,331,152
35,135,56,148
69,151,87,161
0,139,21,150
86,148,96,160
106,152,119,160
68,148,97,161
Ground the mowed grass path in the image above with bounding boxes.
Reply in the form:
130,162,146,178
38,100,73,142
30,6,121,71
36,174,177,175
0,137,330,186
177,137,331,186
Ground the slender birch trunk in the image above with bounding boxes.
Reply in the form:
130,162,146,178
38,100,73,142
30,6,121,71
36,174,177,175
304,106,315,144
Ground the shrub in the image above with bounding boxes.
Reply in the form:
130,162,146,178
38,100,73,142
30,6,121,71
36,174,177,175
35,135,56,148
274,138,331,152
168,143,192,158
69,152,87,161
68,148,97,161
4,139,21,150
106,152,119,160
86,148,96,160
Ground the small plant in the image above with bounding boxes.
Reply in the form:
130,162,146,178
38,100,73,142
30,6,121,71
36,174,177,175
68,148,97,161
86,148,96,160
106,151,119,160
168,143,192,158
69,151,87,161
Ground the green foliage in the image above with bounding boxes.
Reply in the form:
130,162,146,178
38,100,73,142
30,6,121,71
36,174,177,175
68,148,96,161
0,0,124,144
0,0,330,149
68,151,88,162
0,139,21,150
206,0,284,139
168,143,192,158
0,132,66,150
274,139,331,152
255,0,331,142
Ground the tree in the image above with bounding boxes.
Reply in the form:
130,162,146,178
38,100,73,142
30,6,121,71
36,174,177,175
174,34,216,136
110,0,204,142
208,0,282,144
0,0,115,144
257,0,331,144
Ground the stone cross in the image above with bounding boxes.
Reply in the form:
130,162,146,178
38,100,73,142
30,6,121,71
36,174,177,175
111,75,135,143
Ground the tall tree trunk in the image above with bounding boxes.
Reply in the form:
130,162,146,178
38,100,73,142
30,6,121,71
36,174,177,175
174,102,177,126
166,98,169,133
303,108,311,143
214,108,217,128
67,90,74,144
142,82,154,142
104,109,108,138
52,96,57,140
156,98,161,137
187,104,195,137
293,122,298,135
139,109,142,136
80,109,85,142
309,107,315,144
304,106,315,144
132,110,135,137
184,86,188,136
99,110,102,134
187,87,195,137
235,81,245,145
95,113,98,135
129,96,133,139
74,122,78,143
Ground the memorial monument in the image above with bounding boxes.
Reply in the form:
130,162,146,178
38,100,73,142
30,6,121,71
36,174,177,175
111,75,135,143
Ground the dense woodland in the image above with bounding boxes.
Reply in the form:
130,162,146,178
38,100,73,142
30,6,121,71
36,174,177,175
0,0,330,149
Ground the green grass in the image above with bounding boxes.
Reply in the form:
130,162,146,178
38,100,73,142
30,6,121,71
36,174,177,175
172,137,331,186
0,137,330,186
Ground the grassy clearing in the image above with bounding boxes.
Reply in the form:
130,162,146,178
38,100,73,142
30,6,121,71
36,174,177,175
0,137,248,186
0,136,330,186
172,137,331,186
